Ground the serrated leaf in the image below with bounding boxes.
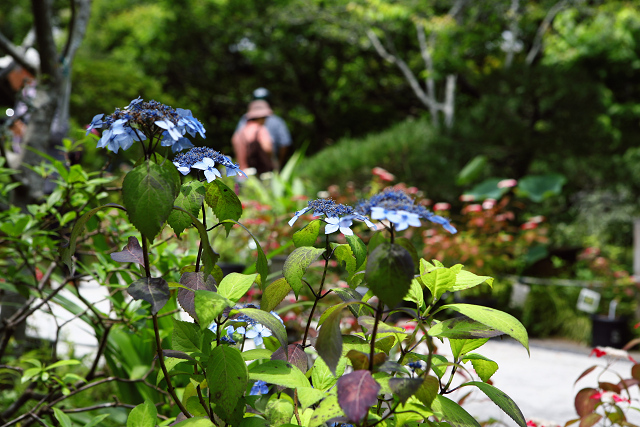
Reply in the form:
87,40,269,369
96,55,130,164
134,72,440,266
283,247,326,297
195,290,232,329
271,344,308,373
111,236,145,267
205,180,242,235
122,159,180,241
242,348,273,361
127,277,170,314
221,219,269,287
332,243,356,276
365,243,414,307
431,394,481,427
405,278,424,309
332,288,373,318
175,208,219,278
293,220,322,247
428,317,504,340
345,234,367,269
248,360,310,389
236,308,288,351
462,382,526,427
437,304,529,353
177,272,217,322
126,400,157,427
261,278,292,312
206,346,247,420
316,303,347,375
389,378,424,404
218,273,257,303
297,386,326,409
172,417,216,427
312,356,347,391
309,394,344,427
452,269,494,292
168,180,206,236
337,370,380,423
358,316,407,334
415,376,439,407
449,338,490,360
463,354,499,382
422,267,456,302
172,319,202,353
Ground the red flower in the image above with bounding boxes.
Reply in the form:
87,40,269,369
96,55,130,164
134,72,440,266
372,167,395,182
433,202,451,211
590,348,607,358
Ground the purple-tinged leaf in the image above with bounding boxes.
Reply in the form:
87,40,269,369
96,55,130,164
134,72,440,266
389,378,424,404
177,272,217,321
316,304,345,376
272,344,308,373
580,413,602,427
346,350,370,371
598,381,621,394
111,236,145,267
158,350,195,361
337,370,380,424
575,388,598,417
574,365,598,386
127,277,170,314
632,364,640,381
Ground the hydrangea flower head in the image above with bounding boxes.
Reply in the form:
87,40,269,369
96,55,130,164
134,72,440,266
356,188,457,234
250,380,269,396
173,147,245,181
288,198,374,236
245,323,272,346
91,98,205,154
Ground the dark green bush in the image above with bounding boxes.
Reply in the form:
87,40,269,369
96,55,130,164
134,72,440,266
300,118,463,202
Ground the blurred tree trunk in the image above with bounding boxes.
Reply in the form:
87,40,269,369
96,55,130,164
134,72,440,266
0,0,91,206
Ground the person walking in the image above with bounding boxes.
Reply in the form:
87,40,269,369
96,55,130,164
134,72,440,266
235,88,291,170
232,100,274,175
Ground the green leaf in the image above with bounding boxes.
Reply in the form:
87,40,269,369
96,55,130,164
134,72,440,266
168,180,206,236
457,155,488,185
174,208,218,278
293,220,322,247
405,279,424,309
221,219,269,287
449,339,489,360
332,288,373,318
422,267,456,302
260,278,292,312
266,398,294,426
463,354,499,383
218,273,257,303
437,304,529,353
283,247,326,297
172,417,216,427
60,203,125,270
358,316,407,334
127,277,170,315
309,394,344,427
395,237,419,271
122,159,180,241
205,180,242,235
84,414,109,427
516,173,566,202
389,378,424,404
248,360,311,389
126,400,157,427
332,243,356,276
431,395,481,427
45,360,81,371
316,303,347,375
53,408,72,427
345,234,367,269
452,270,494,292
415,376,439,407
297,386,326,409
461,382,526,427
237,308,288,351
367,231,388,254
206,346,248,420
194,290,232,329
365,243,414,307
242,348,273,361
428,317,504,340
464,178,507,201
311,356,347,391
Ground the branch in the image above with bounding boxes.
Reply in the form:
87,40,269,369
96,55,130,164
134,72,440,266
0,33,36,75
526,0,568,65
366,28,434,110
31,0,59,79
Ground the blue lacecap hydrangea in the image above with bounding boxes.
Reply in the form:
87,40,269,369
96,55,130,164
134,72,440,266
288,198,374,236
250,380,269,396
87,97,206,154
208,307,283,347
356,188,457,233
173,147,245,182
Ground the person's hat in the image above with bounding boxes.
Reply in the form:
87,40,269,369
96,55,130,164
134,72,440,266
246,100,273,119
252,87,270,100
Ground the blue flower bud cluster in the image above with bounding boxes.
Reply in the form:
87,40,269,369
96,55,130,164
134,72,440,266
173,147,245,182
86,97,206,154
288,198,374,236
356,188,457,233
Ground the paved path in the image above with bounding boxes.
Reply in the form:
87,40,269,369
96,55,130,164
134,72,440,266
444,338,640,426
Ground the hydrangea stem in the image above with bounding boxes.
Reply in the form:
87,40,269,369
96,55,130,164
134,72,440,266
369,300,384,371
195,204,206,272
301,234,332,348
